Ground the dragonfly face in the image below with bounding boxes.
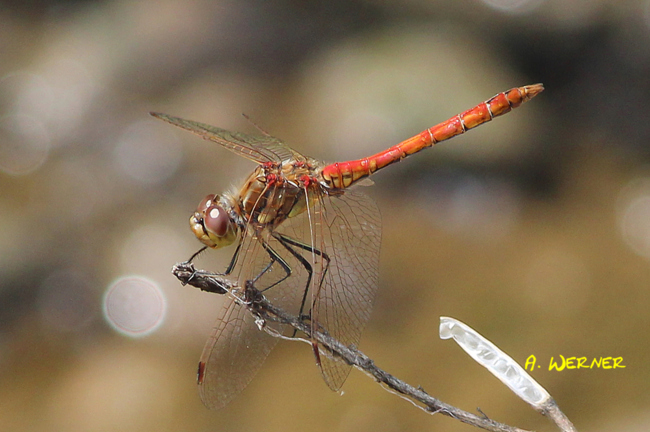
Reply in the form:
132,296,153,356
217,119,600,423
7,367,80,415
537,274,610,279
190,194,239,249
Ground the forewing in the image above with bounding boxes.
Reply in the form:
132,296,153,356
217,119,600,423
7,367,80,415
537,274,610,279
198,195,313,409
198,295,279,410
150,112,302,164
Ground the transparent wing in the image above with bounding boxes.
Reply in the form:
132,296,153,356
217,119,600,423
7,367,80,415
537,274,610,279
276,187,382,390
198,295,279,410
312,189,381,389
150,112,303,164
197,209,313,409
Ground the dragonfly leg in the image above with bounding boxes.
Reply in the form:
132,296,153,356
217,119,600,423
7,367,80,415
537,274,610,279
254,240,294,290
187,246,208,263
184,242,241,283
224,243,242,275
182,246,209,286
180,245,243,295
273,233,331,337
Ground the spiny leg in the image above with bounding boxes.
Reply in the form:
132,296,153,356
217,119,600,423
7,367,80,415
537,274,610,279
187,246,208,263
274,232,331,337
183,241,242,290
276,233,331,318
182,246,206,285
224,243,242,275
273,234,313,304
252,240,292,290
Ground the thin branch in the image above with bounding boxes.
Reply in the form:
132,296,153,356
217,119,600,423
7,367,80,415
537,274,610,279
539,400,577,432
173,261,530,432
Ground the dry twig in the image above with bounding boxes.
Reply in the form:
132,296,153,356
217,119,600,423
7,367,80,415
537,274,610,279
173,261,575,432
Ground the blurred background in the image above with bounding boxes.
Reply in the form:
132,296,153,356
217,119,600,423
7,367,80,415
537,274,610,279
1,0,649,431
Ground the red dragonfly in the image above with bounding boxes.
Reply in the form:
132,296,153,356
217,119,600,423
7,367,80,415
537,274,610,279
152,83,543,409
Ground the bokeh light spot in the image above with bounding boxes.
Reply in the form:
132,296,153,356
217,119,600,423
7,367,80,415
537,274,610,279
0,114,50,175
479,0,544,14
620,197,650,259
114,120,182,185
617,177,650,261
103,276,166,337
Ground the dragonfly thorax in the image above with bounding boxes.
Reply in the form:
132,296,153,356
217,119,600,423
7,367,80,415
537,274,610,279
190,194,240,249
236,163,314,228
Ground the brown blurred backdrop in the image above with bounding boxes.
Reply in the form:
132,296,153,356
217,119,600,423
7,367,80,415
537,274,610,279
1,1,649,431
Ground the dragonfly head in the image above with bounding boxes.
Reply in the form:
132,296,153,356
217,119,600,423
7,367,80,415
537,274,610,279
190,194,238,249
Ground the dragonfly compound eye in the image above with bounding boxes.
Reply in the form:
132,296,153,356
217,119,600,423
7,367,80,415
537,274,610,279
197,194,218,213
202,204,237,249
204,206,230,237
189,194,237,249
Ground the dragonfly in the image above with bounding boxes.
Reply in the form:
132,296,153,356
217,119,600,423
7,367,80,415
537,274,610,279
152,83,543,409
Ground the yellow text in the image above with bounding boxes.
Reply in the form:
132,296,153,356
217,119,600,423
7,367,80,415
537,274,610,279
548,355,625,371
